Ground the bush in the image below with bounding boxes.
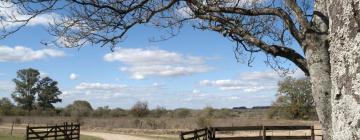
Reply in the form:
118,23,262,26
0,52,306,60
213,109,232,118
13,117,21,124
150,106,167,118
130,101,149,118
195,116,212,128
173,108,191,118
67,100,93,117
110,108,128,117
268,77,317,120
133,119,143,128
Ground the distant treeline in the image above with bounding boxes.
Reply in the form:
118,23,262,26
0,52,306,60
232,106,271,110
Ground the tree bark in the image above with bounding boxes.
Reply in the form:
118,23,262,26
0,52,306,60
328,0,360,139
304,1,333,139
304,34,332,140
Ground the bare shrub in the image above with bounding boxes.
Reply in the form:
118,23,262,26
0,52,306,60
195,116,212,128
150,106,167,118
130,101,149,118
13,117,21,124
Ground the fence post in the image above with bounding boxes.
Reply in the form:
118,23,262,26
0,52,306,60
25,125,29,140
55,124,57,140
262,125,266,140
10,121,14,136
311,126,315,140
78,124,80,140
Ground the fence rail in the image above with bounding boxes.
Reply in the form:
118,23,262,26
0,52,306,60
26,122,80,140
180,125,320,140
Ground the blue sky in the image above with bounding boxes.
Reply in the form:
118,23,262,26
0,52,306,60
0,3,305,109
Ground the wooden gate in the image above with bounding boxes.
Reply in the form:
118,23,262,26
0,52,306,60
26,122,80,140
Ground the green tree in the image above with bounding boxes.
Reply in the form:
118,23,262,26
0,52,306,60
268,77,316,120
67,100,93,117
0,97,14,115
11,68,40,111
37,77,62,110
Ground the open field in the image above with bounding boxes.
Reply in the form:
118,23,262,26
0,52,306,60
0,115,322,140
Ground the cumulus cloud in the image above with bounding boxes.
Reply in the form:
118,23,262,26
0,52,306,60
0,46,65,62
0,1,60,29
104,48,211,79
200,71,280,92
59,81,275,109
69,73,79,80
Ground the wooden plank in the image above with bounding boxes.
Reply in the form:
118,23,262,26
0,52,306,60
211,126,312,131
212,126,263,131
215,136,312,140
264,126,312,130
181,128,207,135
266,136,312,140
183,133,207,140
215,136,262,140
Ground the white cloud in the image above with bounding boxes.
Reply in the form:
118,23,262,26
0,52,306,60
200,71,280,92
75,82,127,91
104,48,211,79
69,73,79,80
199,69,306,93
39,71,49,78
0,1,60,29
0,81,14,94
0,46,65,62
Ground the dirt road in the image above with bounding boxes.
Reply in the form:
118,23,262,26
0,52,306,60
0,125,155,140
81,131,154,140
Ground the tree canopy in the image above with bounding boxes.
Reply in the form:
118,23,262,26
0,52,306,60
11,68,62,111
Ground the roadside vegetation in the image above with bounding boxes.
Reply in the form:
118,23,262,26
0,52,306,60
0,68,317,135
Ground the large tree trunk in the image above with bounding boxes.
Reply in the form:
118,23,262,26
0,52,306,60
304,35,332,140
304,1,333,139
328,0,360,139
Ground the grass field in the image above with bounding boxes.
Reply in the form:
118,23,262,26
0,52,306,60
0,128,103,140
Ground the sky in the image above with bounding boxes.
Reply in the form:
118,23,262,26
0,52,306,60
0,2,305,109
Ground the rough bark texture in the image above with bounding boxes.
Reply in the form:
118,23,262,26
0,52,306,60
305,1,332,139
304,35,332,140
328,0,360,139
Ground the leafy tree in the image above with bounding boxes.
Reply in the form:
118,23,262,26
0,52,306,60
130,101,149,118
3,0,360,138
11,68,62,111
0,97,14,115
66,100,93,117
268,77,316,120
37,77,62,110
11,68,40,111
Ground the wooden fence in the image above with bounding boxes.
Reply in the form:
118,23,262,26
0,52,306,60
26,122,80,140
180,125,322,140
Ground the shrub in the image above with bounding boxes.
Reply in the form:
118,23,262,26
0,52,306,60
14,117,21,124
150,106,167,118
195,116,212,128
67,100,93,117
173,108,190,118
110,108,128,117
130,101,149,118
133,119,143,128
